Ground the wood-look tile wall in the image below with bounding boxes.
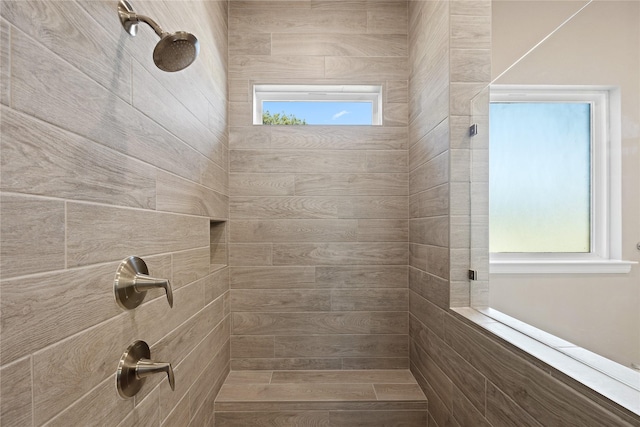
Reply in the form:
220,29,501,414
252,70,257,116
408,0,451,341
228,0,410,371
408,1,638,426
0,1,229,426
3,1,635,426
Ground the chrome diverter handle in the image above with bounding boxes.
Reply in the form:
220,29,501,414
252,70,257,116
114,256,173,310
117,340,175,398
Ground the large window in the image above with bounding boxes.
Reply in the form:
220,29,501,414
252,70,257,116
489,86,630,273
253,84,382,126
490,101,591,253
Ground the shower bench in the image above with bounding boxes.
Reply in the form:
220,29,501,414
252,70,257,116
214,369,428,426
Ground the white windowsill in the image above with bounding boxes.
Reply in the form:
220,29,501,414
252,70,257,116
451,307,640,417
490,259,636,274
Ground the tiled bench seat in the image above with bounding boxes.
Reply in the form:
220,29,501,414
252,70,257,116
214,370,428,426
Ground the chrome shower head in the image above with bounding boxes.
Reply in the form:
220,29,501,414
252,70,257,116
118,0,199,72
153,31,199,72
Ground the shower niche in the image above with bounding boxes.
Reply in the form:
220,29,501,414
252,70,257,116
210,220,227,272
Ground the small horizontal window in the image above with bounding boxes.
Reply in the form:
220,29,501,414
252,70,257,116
253,84,382,126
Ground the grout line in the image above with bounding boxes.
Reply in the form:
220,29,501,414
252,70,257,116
0,107,206,195
7,19,12,108
170,252,175,287
39,371,118,426
271,335,276,358
0,245,210,283
30,355,34,427
7,24,225,179
129,54,133,106
28,282,228,366
64,201,68,270
484,377,488,419
128,58,228,170
0,186,218,221
161,389,189,425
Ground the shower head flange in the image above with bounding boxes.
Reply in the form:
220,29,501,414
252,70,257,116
118,0,165,38
118,0,139,36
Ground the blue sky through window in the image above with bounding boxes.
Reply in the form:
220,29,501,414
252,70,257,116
263,101,373,125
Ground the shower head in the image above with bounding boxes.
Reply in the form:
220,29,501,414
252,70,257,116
118,0,199,72
153,31,199,73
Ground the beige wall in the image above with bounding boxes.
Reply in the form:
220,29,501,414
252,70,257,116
490,0,640,368
409,1,637,425
227,0,410,370
0,1,229,426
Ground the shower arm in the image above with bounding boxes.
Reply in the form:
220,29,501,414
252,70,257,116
127,13,167,38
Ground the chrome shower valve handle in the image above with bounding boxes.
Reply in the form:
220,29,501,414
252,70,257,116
117,340,175,398
135,359,175,390
132,272,174,308
114,256,173,309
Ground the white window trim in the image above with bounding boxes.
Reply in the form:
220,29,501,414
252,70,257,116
253,84,383,125
489,85,635,274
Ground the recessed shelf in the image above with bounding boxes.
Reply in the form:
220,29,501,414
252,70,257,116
210,220,227,269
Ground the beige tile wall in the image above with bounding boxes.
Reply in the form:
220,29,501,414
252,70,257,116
408,0,451,338
228,0,410,371
0,1,229,426
408,1,637,426
3,1,636,426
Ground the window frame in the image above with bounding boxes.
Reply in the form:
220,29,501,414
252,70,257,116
489,85,632,274
252,84,383,126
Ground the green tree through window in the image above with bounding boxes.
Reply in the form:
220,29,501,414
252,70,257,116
262,110,307,125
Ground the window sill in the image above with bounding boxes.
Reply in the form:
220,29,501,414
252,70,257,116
451,307,640,417
490,258,636,274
